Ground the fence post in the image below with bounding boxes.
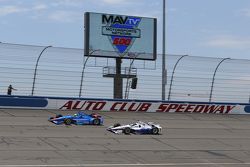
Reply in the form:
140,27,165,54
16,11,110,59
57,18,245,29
209,58,230,102
31,46,52,96
79,56,90,97
79,50,99,97
168,55,188,101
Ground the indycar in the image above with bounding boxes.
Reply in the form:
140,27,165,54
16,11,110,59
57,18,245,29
107,121,162,135
48,111,103,125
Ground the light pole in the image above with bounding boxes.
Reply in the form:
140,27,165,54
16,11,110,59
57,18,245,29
162,0,166,100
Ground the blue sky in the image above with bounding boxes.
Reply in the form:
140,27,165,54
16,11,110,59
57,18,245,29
1,0,250,59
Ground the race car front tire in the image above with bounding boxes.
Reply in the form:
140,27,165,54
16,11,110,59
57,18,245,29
123,127,131,135
151,127,159,135
64,118,72,125
92,119,100,125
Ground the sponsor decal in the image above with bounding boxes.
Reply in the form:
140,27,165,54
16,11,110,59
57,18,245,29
102,14,141,56
244,105,250,113
110,102,151,112
60,101,106,111
59,100,236,114
156,103,236,114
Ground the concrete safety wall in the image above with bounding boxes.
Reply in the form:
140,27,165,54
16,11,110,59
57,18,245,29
0,95,250,114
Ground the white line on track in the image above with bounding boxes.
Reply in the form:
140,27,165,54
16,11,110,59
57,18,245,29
1,163,250,166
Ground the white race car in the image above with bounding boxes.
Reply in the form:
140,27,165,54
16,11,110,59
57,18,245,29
107,121,162,135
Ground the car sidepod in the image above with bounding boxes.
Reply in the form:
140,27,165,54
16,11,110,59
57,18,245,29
132,127,152,134
73,116,91,125
131,122,161,135
72,114,103,125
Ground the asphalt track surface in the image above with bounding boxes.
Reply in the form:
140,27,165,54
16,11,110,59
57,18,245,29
1,109,250,167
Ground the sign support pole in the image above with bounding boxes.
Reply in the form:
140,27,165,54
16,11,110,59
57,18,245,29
114,58,123,99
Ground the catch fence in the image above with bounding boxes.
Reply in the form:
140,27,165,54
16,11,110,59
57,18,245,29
1,42,250,103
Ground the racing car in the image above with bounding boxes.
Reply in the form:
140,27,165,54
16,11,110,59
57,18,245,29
107,121,162,135
48,111,103,125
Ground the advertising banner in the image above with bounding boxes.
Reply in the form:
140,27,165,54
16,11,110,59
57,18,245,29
0,95,250,114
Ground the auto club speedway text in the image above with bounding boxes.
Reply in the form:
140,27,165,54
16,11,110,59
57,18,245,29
59,100,236,114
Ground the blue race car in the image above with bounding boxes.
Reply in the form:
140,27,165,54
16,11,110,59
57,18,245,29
48,111,103,125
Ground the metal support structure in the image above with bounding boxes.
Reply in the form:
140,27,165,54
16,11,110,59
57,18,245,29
126,80,132,99
124,58,137,99
162,0,166,100
114,58,123,99
31,45,52,96
124,52,144,99
168,55,188,101
79,50,99,97
209,58,230,102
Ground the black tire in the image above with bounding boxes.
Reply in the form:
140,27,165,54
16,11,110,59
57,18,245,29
151,127,159,135
123,127,131,135
64,118,72,125
114,123,121,127
92,119,100,125
56,114,63,118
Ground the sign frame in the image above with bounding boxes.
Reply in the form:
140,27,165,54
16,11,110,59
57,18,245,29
84,12,157,61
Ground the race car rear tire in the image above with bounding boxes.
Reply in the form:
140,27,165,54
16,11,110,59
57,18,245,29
114,123,121,127
92,119,100,125
123,127,131,135
64,118,72,125
151,127,159,135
